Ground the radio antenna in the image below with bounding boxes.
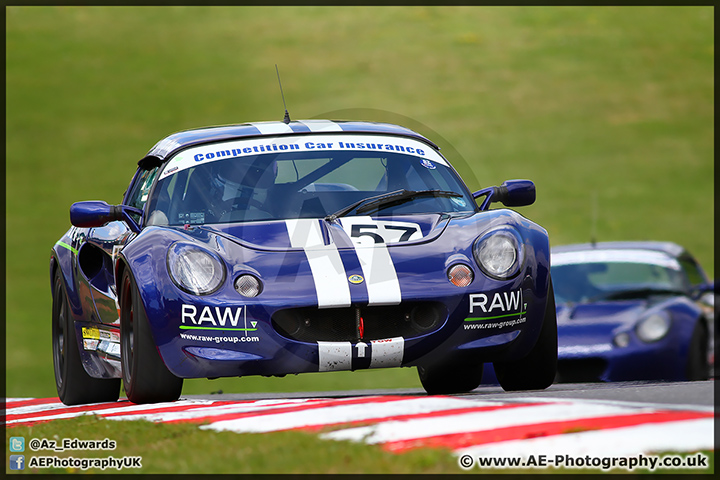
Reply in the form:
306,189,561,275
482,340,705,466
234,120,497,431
590,190,598,247
275,64,291,124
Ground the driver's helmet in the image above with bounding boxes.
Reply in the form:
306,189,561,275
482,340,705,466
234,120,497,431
210,158,277,201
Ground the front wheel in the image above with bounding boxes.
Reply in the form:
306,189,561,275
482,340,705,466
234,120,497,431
418,359,483,395
686,321,709,381
494,278,558,391
120,269,183,404
52,269,120,405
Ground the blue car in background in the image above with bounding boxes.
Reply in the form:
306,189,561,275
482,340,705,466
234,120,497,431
51,119,556,405
551,242,713,382
483,241,713,385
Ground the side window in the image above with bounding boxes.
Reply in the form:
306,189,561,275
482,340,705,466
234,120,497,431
679,256,707,287
125,167,159,222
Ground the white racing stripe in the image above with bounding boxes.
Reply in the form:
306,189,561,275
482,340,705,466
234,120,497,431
250,122,294,135
455,418,714,458
201,396,480,434
286,219,351,308
322,401,637,444
298,120,343,132
552,249,681,270
339,216,403,305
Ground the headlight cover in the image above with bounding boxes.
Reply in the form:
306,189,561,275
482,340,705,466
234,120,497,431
635,313,671,343
167,243,226,295
473,229,523,280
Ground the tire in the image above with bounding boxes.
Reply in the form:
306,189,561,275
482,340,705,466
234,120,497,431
686,321,709,381
120,269,183,404
494,278,558,391
418,359,483,395
52,269,121,405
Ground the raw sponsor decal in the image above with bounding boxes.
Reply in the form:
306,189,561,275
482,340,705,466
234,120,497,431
469,290,523,314
181,305,248,329
180,304,259,338
179,332,260,344
465,290,526,329
464,317,527,330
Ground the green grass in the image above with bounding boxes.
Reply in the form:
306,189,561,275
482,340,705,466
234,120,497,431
5,6,714,472
4,416,460,474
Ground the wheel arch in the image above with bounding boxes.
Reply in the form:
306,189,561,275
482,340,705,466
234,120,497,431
50,244,81,313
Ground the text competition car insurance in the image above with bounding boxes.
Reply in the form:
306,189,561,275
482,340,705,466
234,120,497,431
51,119,556,404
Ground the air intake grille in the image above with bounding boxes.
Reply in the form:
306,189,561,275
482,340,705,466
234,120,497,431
272,302,447,343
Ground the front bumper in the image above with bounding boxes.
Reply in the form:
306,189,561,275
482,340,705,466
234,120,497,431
556,331,688,382
153,279,546,379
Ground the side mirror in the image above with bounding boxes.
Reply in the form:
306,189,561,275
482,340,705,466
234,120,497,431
473,179,536,211
691,281,715,301
70,201,142,233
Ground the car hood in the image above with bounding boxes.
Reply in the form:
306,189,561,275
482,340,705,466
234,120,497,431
556,301,648,351
140,208,548,310
557,301,649,325
199,214,451,250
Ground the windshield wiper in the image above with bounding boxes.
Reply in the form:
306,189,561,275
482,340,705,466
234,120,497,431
356,189,463,215
324,189,463,223
325,189,406,223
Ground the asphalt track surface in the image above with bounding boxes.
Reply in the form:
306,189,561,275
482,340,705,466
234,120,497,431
188,379,715,408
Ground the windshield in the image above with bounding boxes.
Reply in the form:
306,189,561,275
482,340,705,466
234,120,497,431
551,250,688,304
146,135,476,226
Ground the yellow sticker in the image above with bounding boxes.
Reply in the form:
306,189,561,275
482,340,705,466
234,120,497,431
82,327,100,339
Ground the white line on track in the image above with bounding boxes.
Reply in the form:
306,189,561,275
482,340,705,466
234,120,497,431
321,401,646,444
201,396,490,433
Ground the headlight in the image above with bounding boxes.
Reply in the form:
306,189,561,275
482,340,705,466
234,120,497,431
635,313,671,343
473,230,522,279
167,243,226,295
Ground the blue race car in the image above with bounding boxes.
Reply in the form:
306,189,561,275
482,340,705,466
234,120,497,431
51,119,556,405
550,241,714,383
